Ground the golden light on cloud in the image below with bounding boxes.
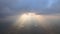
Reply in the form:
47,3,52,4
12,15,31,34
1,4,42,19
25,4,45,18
14,13,46,28
12,13,60,34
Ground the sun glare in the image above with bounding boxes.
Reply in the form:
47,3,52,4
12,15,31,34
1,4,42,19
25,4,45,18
15,13,46,28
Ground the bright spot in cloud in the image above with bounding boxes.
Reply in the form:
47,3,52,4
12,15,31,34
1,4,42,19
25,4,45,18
14,13,46,28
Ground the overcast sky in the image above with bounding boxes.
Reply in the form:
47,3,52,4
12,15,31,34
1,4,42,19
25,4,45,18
0,0,60,17
0,0,60,34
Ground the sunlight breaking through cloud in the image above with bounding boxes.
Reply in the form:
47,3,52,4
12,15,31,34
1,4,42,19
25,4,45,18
14,13,48,29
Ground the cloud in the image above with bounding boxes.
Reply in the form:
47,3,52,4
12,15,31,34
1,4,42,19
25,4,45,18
0,0,60,17
0,0,60,34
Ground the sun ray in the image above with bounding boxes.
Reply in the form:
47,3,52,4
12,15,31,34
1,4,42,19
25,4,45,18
14,13,47,28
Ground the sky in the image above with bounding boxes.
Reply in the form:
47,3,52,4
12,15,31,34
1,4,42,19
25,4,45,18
0,0,60,17
0,0,60,34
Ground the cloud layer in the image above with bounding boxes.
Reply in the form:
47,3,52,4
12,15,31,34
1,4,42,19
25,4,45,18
0,0,60,34
0,0,60,17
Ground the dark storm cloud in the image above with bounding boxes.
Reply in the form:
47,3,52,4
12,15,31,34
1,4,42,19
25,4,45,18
0,0,60,18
